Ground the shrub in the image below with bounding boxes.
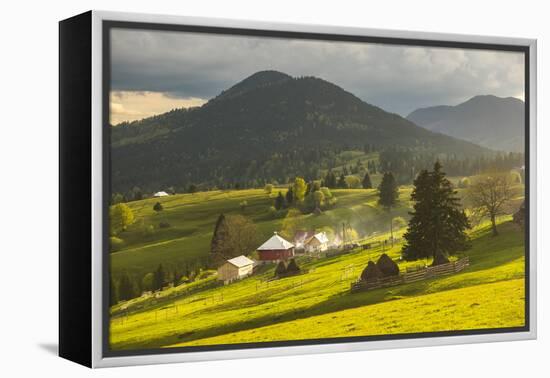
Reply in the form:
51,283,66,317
153,202,163,212
274,261,287,277
109,236,124,252
264,184,274,194
360,261,382,282
376,253,399,276
286,259,300,274
159,221,171,228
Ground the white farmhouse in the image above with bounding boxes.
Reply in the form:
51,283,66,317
217,255,255,284
153,191,169,197
304,232,329,253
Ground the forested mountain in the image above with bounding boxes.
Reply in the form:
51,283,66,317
407,95,525,152
111,70,491,194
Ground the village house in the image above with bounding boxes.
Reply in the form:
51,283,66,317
304,232,329,253
293,230,315,251
153,191,169,197
217,255,255,284
257,232,295,262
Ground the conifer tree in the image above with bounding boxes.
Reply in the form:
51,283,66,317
285,186,294,205
210,214,229,255
378,172,398,208
153,264,165,291
362,172,373,189
118,272,136,301
337,173,347,188
110,277,119,306
275,191,286,210
402,162,470,263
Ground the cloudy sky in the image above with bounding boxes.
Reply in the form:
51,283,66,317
110,28,525,124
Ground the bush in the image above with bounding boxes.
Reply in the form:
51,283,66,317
110,236,125,252
153,202,163,212
360,261,382,282
274,261,287,277
159,221,171,228
376,253,399,276
286,259,300,274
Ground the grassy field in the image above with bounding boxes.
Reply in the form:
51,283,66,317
109,217,525,350
110,187,415,281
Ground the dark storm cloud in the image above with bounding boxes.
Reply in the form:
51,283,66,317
111,28,524,116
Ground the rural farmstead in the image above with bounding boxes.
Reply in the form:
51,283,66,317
304,232,329,253
257,232,295,262
217,255,255,284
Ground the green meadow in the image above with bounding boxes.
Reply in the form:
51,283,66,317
110,187,414,281
109,209,525,350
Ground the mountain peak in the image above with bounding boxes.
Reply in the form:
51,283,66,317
214,70,292,101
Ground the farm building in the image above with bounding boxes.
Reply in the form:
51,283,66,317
257,232,295,262
304,232,329,253
153,191,169,197
293,230,315,250
217,255,255,284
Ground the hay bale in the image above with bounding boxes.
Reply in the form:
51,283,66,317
360,261,382,282
274,261,287,277
431,253,450,266
376,253,399,277
286,258,300,274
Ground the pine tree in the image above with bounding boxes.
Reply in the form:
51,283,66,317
378,172,398,208
337,173,347,188
285,186,294,205
153,264,165,291
210,213,229,256
362,172,373,189
118,272,136,301
275,191,286,210
402,162,470,263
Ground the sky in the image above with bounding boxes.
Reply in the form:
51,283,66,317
110,28,525,125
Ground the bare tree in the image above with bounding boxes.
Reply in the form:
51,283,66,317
467,174,514,236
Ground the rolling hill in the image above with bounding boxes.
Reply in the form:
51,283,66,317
407,95,525,152
110,71,490,194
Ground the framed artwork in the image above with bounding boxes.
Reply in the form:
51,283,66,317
59,10,537,368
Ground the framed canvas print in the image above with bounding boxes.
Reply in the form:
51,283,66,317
59,10,537,368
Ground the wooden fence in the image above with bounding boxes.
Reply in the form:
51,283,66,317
351,256,470,293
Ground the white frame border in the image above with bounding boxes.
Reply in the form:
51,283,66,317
90,10,537,368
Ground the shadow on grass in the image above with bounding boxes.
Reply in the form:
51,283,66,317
115,221,525,350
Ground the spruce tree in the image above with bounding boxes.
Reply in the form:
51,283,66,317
378,172,398,208
210,214,229,256
118,272,135,301
275,191,286,210
362,172,373,189
337,173,347,188
153,264,165,291
285,186,294,205
402,162,470,263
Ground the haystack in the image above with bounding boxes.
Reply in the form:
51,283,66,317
274,261,287,277
286,258,301,274
360,261,382,282
376,253,399,277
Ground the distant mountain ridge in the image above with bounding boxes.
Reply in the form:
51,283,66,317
407,95,525,152
111,71,491,193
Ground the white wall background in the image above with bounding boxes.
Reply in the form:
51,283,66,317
0,0,546,376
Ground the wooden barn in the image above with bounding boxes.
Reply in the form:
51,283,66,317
304,232,329,253
257,232,295,262
217,255,255,284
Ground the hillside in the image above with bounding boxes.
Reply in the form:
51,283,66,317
110,71,490,194
407,95,525,152
110,219,525,350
